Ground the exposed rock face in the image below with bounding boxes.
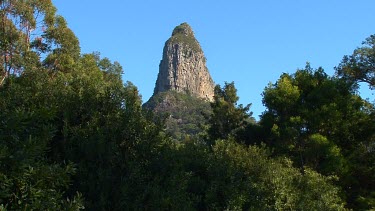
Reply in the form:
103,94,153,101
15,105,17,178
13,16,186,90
153,23,215,101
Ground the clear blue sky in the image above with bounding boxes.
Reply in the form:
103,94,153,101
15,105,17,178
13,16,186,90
53,1,375,119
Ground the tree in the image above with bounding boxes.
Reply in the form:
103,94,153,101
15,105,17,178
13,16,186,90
260,63,375,209
336,34,375,90
262,64,351,173
207,82,253,143
0,0,80,86
206,140,347,210
42,15,80,72
0,69,83,210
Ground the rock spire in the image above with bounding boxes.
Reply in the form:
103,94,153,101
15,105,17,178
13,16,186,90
153,22,215,101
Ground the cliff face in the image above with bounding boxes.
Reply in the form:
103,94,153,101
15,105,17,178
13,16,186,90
153,23,215,101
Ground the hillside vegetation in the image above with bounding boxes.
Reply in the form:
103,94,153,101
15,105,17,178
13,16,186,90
144,90,211,140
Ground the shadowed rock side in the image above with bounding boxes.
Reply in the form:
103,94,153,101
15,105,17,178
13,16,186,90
153,23,215,101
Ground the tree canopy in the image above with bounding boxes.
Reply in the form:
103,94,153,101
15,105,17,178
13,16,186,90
336,34,375,90
258,63,375,209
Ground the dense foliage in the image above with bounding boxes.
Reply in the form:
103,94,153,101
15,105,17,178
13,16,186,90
144,90,211,140
207,82,254,143
0,1,374,210
251,64,375,209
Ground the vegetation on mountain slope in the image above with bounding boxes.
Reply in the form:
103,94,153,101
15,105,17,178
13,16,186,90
144,90,211,140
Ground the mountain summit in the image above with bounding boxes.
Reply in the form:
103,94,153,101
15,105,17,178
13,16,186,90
153,23,215,101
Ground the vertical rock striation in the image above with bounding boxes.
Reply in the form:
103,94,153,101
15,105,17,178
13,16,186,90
153,23,215,101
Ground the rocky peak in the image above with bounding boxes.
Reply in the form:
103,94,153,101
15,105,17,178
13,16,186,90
152,23,215,101
171,22,194,37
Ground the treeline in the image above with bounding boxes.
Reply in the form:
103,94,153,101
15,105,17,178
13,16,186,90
0,1,374,210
